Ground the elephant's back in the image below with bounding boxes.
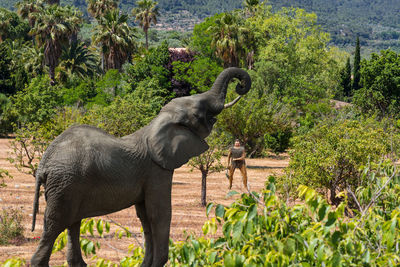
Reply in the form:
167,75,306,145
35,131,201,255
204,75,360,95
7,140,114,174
39,125,129,185
39,125,148,208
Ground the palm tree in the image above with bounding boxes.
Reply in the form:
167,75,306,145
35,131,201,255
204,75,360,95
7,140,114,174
86,0,118,19
208,13,249,68
29,4,83,84
56,41,99,82
93,9,136,70
16,0,44,28
132,0,159,50
243,0,260,17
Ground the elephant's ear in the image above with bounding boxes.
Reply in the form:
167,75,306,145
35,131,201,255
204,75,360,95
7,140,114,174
146,115,209,171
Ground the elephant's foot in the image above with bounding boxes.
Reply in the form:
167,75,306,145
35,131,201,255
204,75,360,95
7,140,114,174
67,259,87,267
30,257,49,267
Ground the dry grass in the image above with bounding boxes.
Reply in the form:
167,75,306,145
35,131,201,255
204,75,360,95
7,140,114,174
0,138,288,265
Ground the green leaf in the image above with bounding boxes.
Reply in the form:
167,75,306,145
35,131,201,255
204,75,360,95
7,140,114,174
248,204,257,220
331,251,341,266
283,238,296,256
227,190,239,197
331,231,341,247
206,203,214,217
318,204,329,221
97,220,103,236
325,212,336,227
232,221,243,243
224,253,236,267
208,251,217,264
363,250,370,264
216,204,225,218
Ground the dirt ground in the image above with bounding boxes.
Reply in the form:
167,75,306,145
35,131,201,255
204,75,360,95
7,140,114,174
0,138,288,266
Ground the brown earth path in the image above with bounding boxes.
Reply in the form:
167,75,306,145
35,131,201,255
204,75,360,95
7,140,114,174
0,138,288,266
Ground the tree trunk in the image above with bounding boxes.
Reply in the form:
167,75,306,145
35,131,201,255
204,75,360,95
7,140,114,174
201,170,208,207
145,28,149,50
49,64,56,86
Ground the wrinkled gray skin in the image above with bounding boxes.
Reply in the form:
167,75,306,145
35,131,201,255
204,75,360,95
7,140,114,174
30,67,251,267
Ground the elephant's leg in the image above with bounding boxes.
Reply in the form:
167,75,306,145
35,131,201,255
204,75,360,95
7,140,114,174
67,220,86,267
136,202,153,267
31,212,66,266
146,177,172,267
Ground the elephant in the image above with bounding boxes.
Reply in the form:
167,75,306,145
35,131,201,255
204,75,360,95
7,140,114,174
30,67,251,267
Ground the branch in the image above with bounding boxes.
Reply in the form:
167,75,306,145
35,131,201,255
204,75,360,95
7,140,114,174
346,186,362,212
105,217,144,249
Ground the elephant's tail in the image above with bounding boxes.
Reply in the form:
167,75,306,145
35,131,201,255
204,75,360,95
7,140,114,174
31,171,43,232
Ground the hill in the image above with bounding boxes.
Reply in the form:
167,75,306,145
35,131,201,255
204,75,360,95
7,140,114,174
1,0,399,53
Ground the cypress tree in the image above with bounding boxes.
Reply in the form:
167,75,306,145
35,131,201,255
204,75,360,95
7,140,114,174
340,57,352,97
352,36,361,91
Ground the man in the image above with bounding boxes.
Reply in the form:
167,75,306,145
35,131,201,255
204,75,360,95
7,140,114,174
227,139,248,189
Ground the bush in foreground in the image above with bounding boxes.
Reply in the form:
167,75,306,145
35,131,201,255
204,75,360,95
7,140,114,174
0,208,24,245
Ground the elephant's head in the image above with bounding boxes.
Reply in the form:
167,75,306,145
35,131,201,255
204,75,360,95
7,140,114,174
145,67,251,170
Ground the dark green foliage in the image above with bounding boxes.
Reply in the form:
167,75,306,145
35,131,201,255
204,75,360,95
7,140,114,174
339,57,352,98
353,50,400,117
61,78,97,106
352,36,361,91
125,42,171,91
0,93,12,135
172,56,223,95
0,42,14,95
0,8,30,41
0,208,24,245
56,41,99,83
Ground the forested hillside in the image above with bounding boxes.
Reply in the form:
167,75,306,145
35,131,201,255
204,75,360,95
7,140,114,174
1,0,399,52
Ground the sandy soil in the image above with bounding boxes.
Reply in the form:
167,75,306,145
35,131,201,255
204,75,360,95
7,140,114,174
0,138,288,266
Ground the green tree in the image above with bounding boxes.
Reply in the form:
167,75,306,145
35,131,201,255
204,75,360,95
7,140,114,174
92,9,137,70
132,0,160,50
29,4,83,84
16,0,44,28
56,41,99,83
243,0,260,17
208,12,249,68
86,0,118,19
189,13,223,60
124,41,171,91
0,42,13,94
172,56,223,94
0,8,29,42
286,117,398,206
256,8,342,107
353,50,400,117
352,36,361,91
188,132,225,206
340,57,352,98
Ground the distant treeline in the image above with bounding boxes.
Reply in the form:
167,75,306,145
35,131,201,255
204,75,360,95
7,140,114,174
0,0,399,52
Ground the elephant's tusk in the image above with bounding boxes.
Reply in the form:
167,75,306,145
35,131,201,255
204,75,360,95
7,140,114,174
224,96,242,108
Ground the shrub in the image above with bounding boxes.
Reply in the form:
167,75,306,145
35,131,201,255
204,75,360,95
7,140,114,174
8,75,62,127
0,208,24,245
118,176,400,266
0,169,12,188
285,117,399,205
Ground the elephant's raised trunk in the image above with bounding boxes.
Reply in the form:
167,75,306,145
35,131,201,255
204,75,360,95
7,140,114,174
203,67,251,114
